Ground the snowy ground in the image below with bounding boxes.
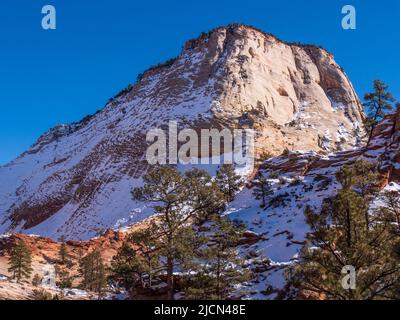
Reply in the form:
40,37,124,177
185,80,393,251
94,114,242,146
224,154,342,299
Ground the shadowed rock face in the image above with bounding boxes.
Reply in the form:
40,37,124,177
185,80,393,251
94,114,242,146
0,24,366,240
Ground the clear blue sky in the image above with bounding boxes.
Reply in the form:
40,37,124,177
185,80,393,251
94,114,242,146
0,0,399,164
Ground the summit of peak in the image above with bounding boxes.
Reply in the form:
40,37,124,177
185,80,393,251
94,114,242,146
183,23,329,54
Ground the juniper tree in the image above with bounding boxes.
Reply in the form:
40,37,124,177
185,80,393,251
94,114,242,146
289,164,400,300
132,166,223,300
253,171,273,207
8,239,33,282
215,164,243,202
184,215,250,300
363,80,395,144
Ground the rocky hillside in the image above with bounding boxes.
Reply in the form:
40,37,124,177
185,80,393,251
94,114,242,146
226,109,400,298
1,110,398,300
0,24,365,240
0,230,128,299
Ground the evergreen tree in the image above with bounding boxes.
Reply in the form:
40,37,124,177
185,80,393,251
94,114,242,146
352,160,380,198
184,168,225,221
55,265,74,289
95,258,108,300
377,190,400,234
128,226,161,288
337,159,380,230
110,242,142,292
289,163,400,299
215,164,243,202
79,250,108,299
252,171,273,207
8,239,33,282
110,226,162,293
184,215,250,300
55,236,75,288
363,80,395,144
132,166,222,299
58,236,71,265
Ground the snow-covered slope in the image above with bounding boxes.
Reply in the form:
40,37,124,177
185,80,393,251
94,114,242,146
228,110,400,298
0,24,365,240
0,110,398,299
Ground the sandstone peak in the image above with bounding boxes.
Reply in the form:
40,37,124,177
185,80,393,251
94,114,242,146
0,24,366,239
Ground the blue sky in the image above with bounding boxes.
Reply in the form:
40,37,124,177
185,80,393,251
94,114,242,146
0,0,399,164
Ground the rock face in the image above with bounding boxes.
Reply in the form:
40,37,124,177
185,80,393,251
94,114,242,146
0,231,128,300
0,24,365,240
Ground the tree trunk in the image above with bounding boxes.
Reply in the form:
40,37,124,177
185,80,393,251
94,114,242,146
166,256,174,300
346,206,352,247
217,252,221,300
365,210,370,232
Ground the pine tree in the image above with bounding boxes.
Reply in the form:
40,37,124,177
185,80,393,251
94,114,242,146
337,159,380,230
95,258,108,300
58,236,71,266
128,226,161,288
79,250,108,299
377,190,400,234
289,163,400,300
8,239,33,282
215,164,243,202
252,171,273,207
184,215,250,300
132,166,223,299
352,160,380,198
184,168,225,221
55,265,74,289
363,80,395,144
79,252,94,290
110,242,142,292
110,226,162,293
55,236,75,288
